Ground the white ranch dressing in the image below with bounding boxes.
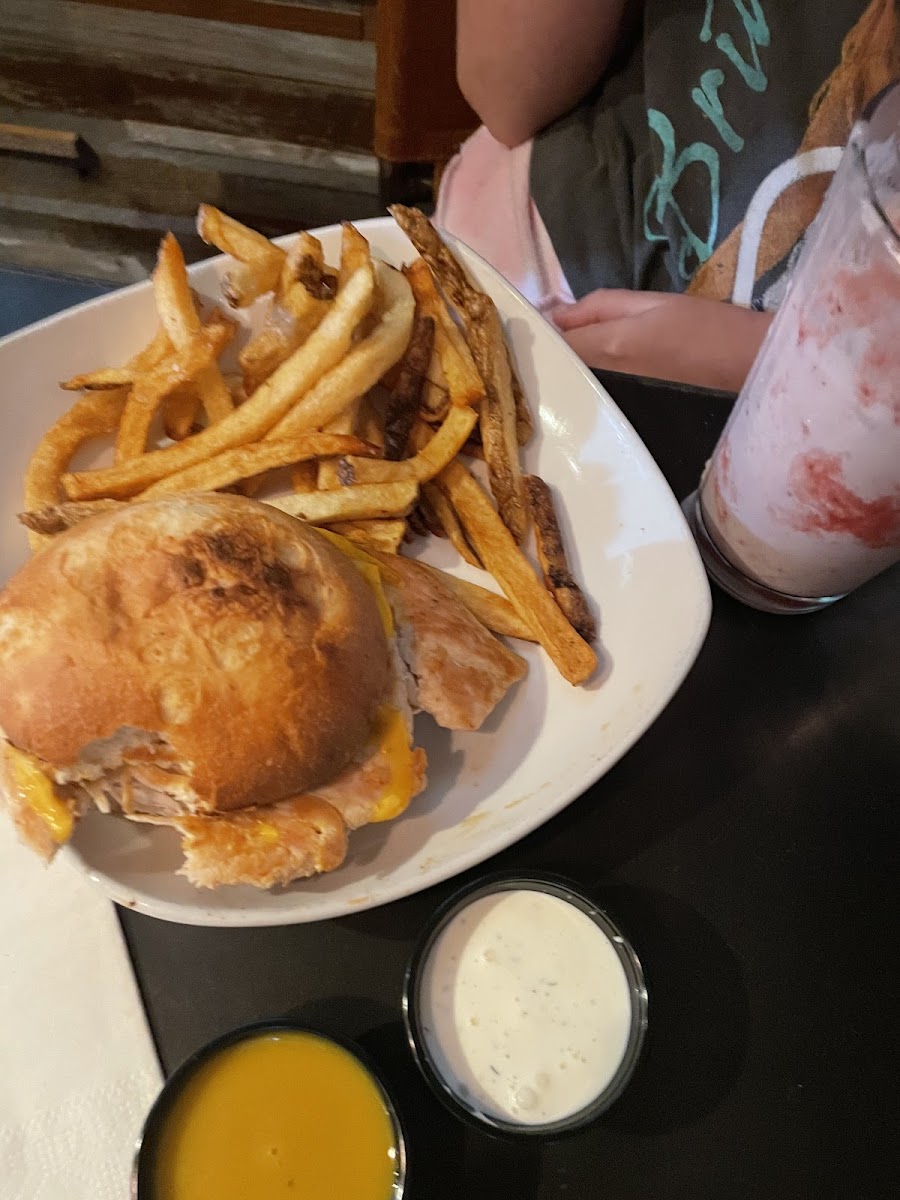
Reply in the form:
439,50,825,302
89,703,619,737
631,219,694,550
419,889,632,1126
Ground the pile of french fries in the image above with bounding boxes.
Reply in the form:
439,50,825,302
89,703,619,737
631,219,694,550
19,205,597,685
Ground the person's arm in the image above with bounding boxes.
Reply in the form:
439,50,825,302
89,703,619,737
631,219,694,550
552,291,773,393
457,0,631,147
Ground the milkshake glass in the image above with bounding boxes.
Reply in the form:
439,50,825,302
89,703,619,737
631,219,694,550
685,82,900,613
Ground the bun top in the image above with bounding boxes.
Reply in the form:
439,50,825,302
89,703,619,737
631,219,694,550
0,493,391,812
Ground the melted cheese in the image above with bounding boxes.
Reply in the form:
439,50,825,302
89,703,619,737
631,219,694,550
317,528,414,820
369,706,416,822
255,821,280,844
5,746,74,843
316,527,394,637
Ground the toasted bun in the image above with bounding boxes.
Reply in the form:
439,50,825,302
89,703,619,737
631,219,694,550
0,493,391,812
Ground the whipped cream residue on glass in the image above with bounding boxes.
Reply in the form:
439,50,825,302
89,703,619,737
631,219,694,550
419,889,632,1126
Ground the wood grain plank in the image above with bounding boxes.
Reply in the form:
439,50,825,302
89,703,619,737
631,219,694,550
66,0,370,41
0,1,376,93
0,49,374,152
0,144,382,234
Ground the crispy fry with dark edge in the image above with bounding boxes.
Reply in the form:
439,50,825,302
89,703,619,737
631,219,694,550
525,475,596,643
383,313,435,460
340,404,477,485
390,205,529,541
389,204,477,314
510,358,534,446
473,302,529,540
60,367,133,392
415,486,446,539
436,459,596,685
405,506,429,539
402,260,484,407
18,498,124,535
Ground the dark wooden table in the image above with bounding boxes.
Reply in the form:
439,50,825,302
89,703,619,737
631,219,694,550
5,276,898,1200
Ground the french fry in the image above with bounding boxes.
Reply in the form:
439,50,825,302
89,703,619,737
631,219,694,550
138,434,377,500
114,312,236,463
391,207,530,540
197,204,285,306
153,233,234,435
341,403,478,485
63,262,376,501
389,205,477,315
317,400,363,489
23,390,129,550
384,313,435,460
421,481,482,569
356,388,387,453
405,506,429,540
340,222,371,287
474,302,529,541
413,488,445,540
436,459,597,685
60,367,133,392
327,519,407,555
411,561,536,642
24,326,177,548
59,325,172,396
510,360,534,446
427,345,448,391
419,376,450,424
162,385,203,442
268,480,418,525
403,259,484,407
18,498,124,535
239,234,335,394
291,461,318,493
525,475,596,643
267,264,414,440
280,233,331,300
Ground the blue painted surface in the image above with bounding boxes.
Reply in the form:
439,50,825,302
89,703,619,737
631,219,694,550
0,269,115,338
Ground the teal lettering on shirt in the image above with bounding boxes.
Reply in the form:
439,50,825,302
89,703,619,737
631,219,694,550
714,1,771,92
643,108,720,280
693,69,745,152
645,0,770,281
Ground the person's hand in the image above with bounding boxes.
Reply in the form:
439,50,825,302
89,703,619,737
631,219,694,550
551,289,773,393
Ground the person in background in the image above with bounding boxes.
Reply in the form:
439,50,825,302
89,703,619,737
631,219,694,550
438,0,900,391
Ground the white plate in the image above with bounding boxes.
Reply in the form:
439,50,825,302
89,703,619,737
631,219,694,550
0,217,710,925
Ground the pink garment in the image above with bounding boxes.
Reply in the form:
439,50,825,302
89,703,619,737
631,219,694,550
435,126,574,317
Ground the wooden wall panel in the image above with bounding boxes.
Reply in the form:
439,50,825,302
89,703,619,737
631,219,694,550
68,0,375,41
0,1,376,94
0,50,373,152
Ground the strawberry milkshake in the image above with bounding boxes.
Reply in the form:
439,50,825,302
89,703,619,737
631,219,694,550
691,86,900,611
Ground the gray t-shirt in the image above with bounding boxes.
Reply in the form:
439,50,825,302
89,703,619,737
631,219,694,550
530,0,869,297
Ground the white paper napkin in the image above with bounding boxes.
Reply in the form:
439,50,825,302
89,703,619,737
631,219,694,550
0,821,162,1200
